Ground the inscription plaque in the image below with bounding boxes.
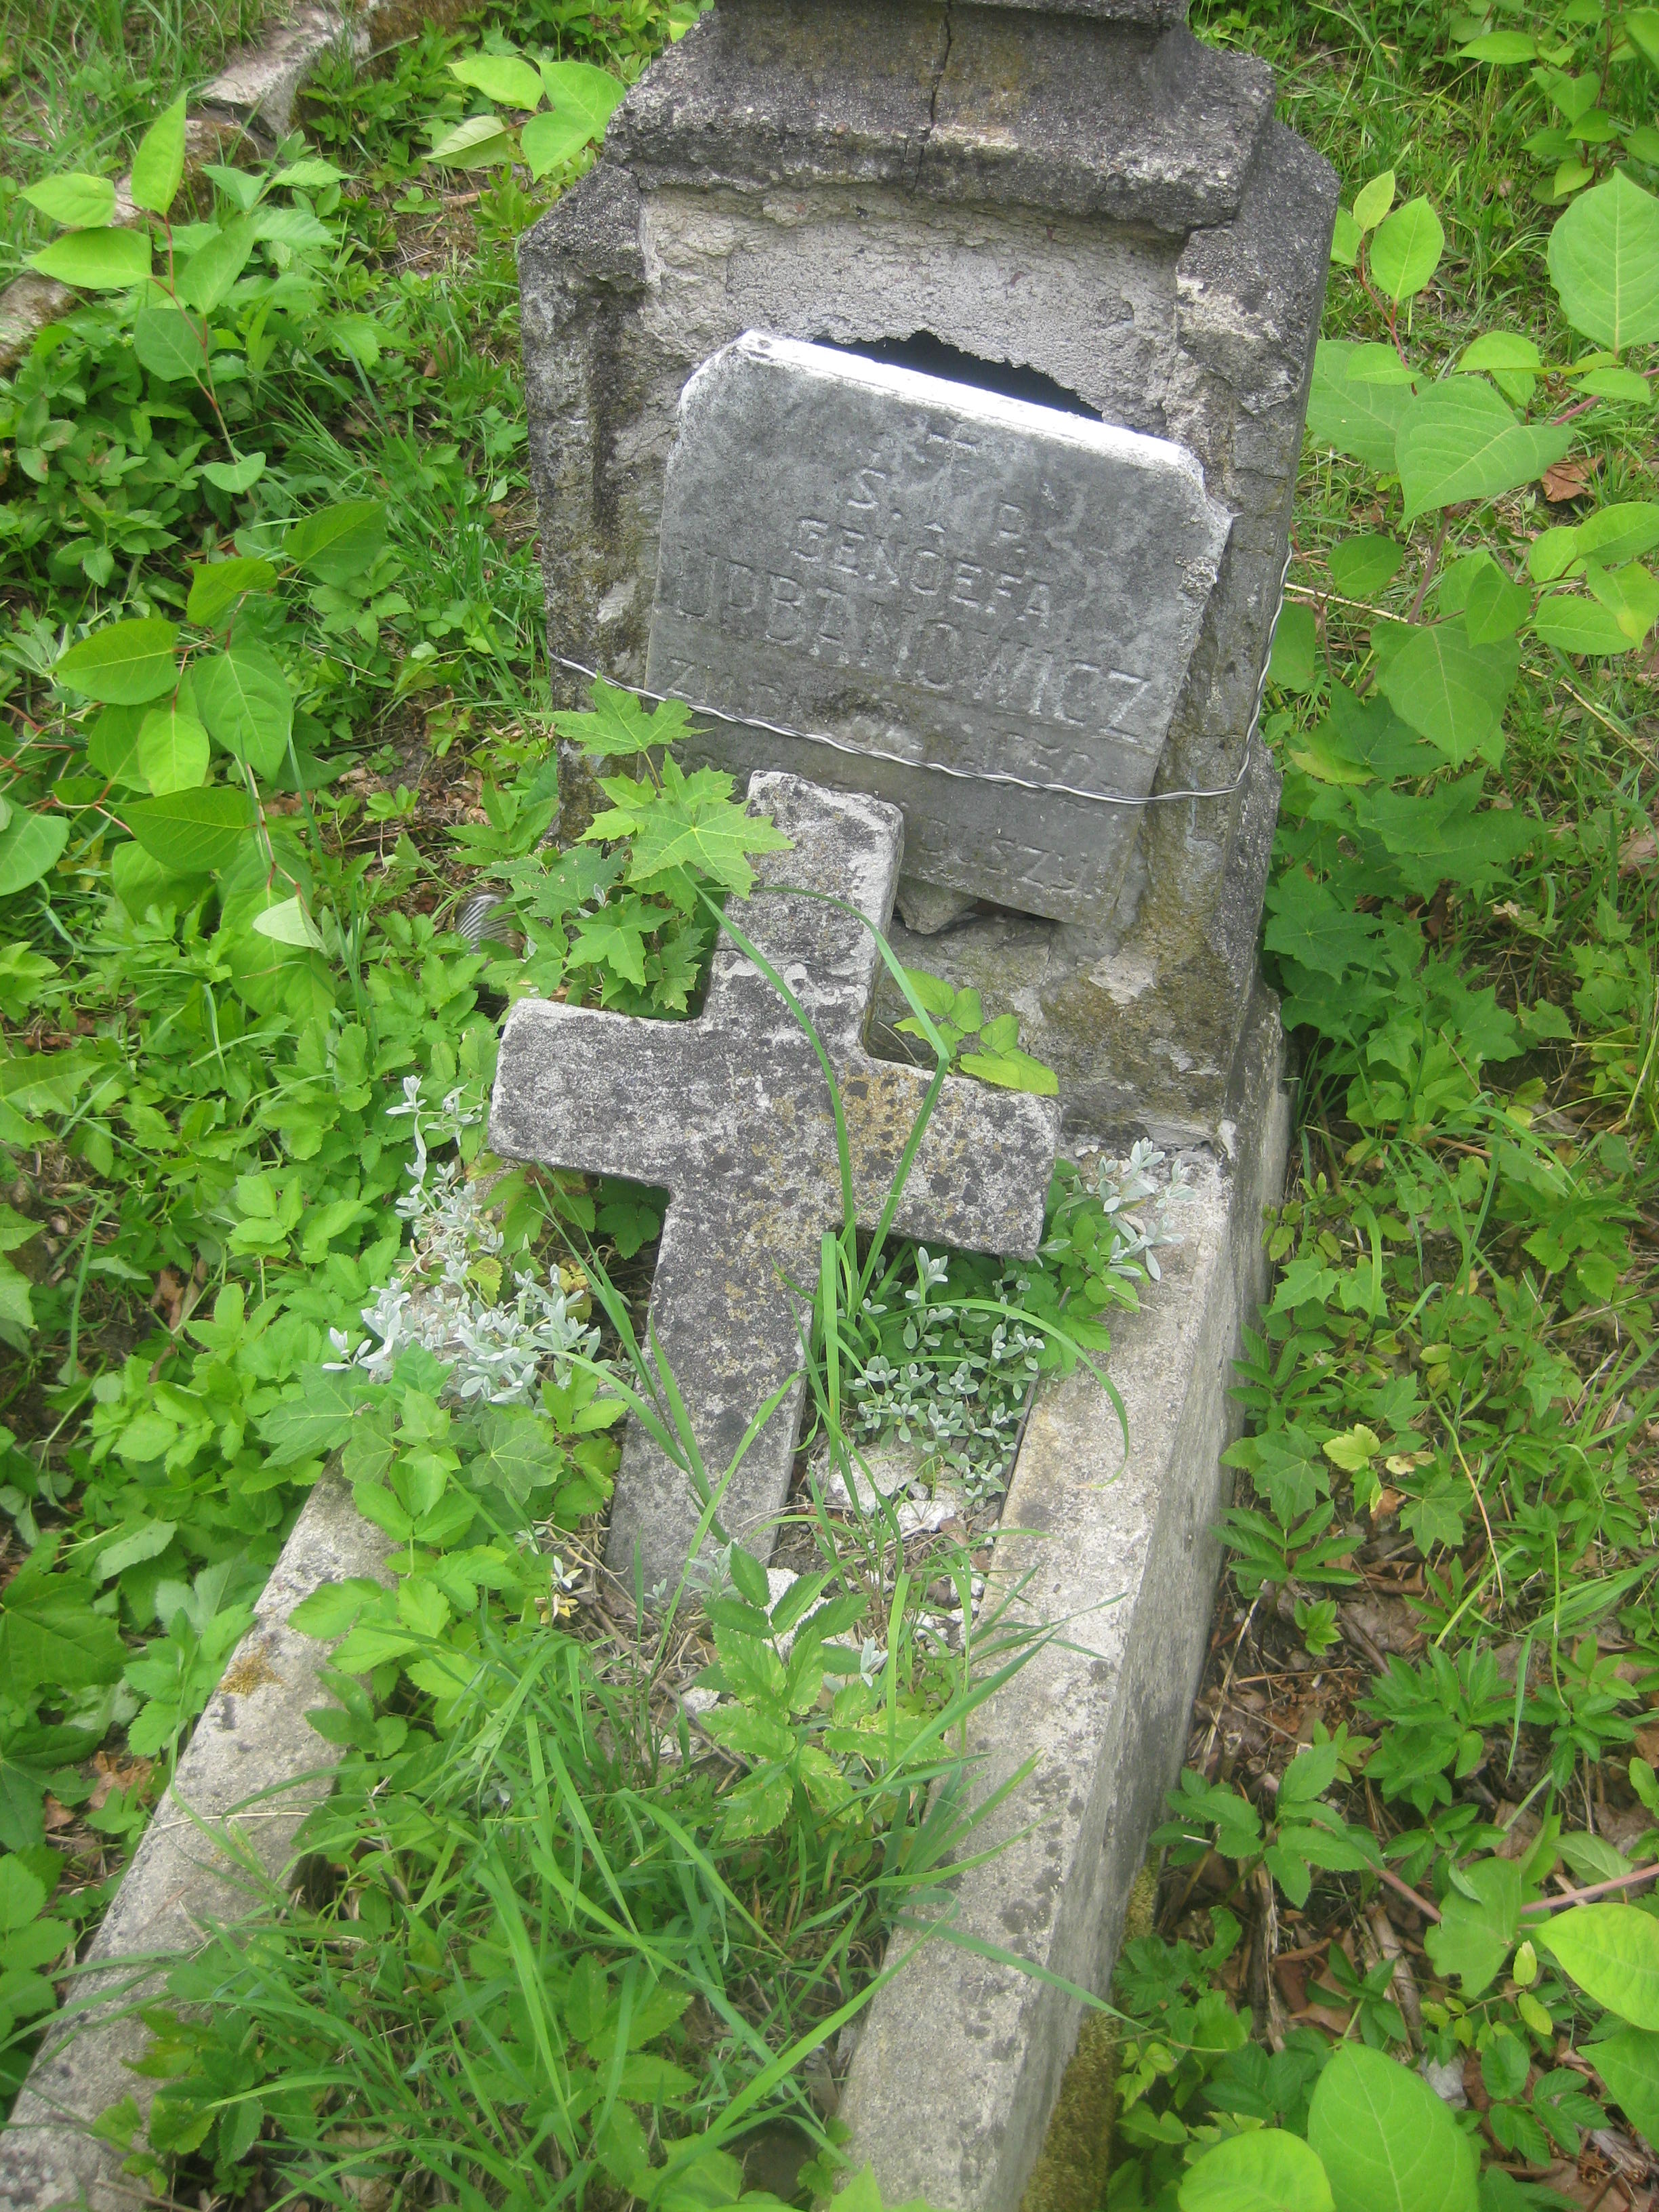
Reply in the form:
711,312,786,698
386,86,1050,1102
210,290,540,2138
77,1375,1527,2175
645,333,1233,924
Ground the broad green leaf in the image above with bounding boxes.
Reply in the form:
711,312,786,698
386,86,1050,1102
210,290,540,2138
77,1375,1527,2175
1352,169,1396,232
1370,197,1445,301
283,499,386,586
249,205,331,249
1585,559,1659,641
272,157,346,188
520,108,602,178
326,314,382,369
1462,562,1531,644
1378,622,1517,762
1306,342,1418,472
57,619,179,705
1330,208,1361,268
1456,330,1540,407
288,1576,382,1640
1179,2129,1332,2212
1264,872,1383,980
0,815,68,897
93,1521,177,1582
177,216,254,312
194,644,294,777
1458,30,1536,60
1578,364,1654,405
201,451,266,494
124,786,252,875
130,94,187,215
958,1046,1059,1096
428,115,515,167
1538,1903,1659,2027
1269,602,1318,691
0,1582,126,1693
1328,535,1406,599
1577,501,1659,565
1628,8,1659,68
131,306,207,384
250,897,324,951
537,58,627,135
1532,592,1637,653
1354,775,1535,899
1307,2044,1478,2212
21,173,117,228
1593,2026,1659,2139
136,708,209,795
448,54,545,108
186,556,277,629
1528,525,1582,583
28,224,150,290
1424,1858,1522,1994
0,1859,46,1937
1394,381,1573,523
85,703,147,788
255,1366,367,1467
1547,169,1659,349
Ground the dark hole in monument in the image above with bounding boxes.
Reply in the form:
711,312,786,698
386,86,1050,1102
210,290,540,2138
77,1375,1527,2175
817,330,1099,422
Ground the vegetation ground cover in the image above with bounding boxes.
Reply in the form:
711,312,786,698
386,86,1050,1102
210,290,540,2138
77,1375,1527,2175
0,0,1656,2208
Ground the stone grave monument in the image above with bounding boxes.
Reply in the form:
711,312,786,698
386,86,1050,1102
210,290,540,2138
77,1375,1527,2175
504,5,1332,2207
518,0,1337,1135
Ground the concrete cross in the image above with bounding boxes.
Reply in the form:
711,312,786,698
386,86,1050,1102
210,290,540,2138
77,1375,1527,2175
489,771,1060,1594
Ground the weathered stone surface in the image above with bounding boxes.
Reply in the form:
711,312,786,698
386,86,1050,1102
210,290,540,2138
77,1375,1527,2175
489,773,1059,1593
517,0,1335,1130
0,1477,391,2212
649,336,1230,924
611,5,1271,233
838,996,1290,2212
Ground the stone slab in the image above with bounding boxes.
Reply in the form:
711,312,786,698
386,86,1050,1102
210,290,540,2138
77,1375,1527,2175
490,772,1058,1596
0,1476,391,2212
837,992,1289,2212
647,335,1232,925
611,5,1272,234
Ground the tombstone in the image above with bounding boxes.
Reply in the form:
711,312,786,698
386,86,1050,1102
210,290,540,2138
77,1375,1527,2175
649,334,1233,928
489,771,1059,1592
517,0,1337,1136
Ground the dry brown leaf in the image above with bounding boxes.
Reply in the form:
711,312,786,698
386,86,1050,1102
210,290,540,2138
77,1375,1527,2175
1339,1594,1425,1657
88,1749,152,1811
1619,824,1658,876
1542,455,1599,504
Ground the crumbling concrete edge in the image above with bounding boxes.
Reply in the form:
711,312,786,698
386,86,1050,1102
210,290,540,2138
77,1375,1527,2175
0,1475,392,2212
0,0,468,375
838,991,1292,2212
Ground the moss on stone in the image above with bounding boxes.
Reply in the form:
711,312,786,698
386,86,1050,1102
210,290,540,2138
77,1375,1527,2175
1019,1864,1160,2212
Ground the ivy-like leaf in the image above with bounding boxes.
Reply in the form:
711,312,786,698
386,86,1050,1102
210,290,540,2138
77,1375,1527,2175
554,679,698,760
621,762,793,897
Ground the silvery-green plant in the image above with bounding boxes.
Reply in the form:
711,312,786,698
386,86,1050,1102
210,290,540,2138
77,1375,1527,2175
328,1077,598,1404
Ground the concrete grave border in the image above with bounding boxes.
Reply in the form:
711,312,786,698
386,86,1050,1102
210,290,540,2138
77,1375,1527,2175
0,998,1286,2210
0,0,469,375
0,1477,392,2212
